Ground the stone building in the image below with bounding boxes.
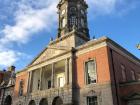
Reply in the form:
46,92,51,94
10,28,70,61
0,66,16,105
0,0,140,105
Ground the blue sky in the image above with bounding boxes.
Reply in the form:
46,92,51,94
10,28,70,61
0,0,140,71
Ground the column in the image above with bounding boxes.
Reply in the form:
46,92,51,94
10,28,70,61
69,56,73,86
65,58,69,85
39,67,43,90
28,71,32,93
51,63,55,88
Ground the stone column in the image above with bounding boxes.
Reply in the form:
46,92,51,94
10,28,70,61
69,56,73,86
28,71,32,93
65,58,69,85
51,63,55,88
39,67,43,90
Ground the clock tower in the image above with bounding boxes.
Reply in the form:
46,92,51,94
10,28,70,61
57,0,89,39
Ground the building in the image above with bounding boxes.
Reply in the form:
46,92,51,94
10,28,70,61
0,0,140,105
0,66,16,105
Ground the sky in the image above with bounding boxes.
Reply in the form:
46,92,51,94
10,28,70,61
0,0,140,71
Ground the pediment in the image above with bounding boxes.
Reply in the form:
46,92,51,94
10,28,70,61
29,45,71,66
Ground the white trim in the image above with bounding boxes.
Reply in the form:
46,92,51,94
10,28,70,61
84,59,97,85
107,42,140,66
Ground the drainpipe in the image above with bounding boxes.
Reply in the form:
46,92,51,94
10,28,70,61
110,49,120,105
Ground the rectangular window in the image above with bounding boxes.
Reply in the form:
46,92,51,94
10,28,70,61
131,70,136,81
121,65,126,82
87,96,98,105
19,80,24,96
85,60,97,84
57,73,65,88
58,77,64,87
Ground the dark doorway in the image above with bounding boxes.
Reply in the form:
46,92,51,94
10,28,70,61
4,95,12,105
28,100,36,105
52,97,63,105
39,98,48,105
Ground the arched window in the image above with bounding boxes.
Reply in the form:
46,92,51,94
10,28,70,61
81,18,85,27
131,70,136,81
121,65,126,82
70,7,76,14
70,16,77,26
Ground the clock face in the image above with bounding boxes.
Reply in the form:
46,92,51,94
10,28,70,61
61,9,65,15
70,7,76,13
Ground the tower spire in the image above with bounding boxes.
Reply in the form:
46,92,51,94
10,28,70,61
57,0,89,39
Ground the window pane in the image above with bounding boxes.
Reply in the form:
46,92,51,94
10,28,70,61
121,65,126,82
58,77,64,87
86,60,96,84
87,96,98,105
70,16,77,26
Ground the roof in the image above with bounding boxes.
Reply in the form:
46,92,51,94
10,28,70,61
16,36,140,73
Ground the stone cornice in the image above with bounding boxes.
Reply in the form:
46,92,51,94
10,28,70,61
28,30,89,67
76,36,107,51
76,36,140,66
27,49,73,71
107,39,140,66
49,30,89,46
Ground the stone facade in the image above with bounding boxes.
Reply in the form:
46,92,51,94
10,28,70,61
0,0,140,105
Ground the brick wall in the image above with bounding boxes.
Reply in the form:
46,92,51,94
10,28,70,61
110,49,140,83
75,46,111,88
14,71,29,97
108,46,140,105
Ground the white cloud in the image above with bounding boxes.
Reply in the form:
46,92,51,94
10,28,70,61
0,0,58,68
86,0,139,17
87,0,116,15
0,0,57,45
0,50,20,67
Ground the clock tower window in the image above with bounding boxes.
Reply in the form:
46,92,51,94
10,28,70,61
70,16,77,27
